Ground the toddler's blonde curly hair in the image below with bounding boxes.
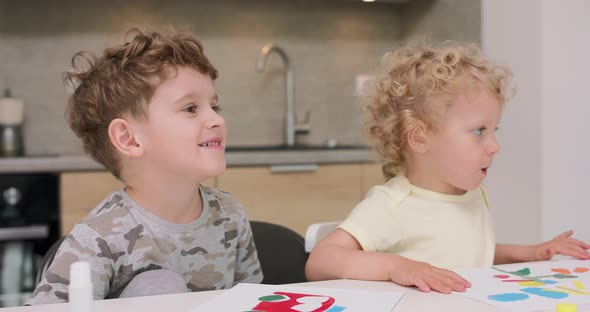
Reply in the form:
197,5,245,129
364,41,512,180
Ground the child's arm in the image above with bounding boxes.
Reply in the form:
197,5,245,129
25,224,113,305
305,228,471,294
494,230,590,264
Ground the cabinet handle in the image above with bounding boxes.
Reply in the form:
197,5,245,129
0,225,49,241
270,164,317,173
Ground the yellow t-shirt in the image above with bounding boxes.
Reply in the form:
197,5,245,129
339,175,495,270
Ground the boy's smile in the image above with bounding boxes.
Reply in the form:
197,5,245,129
198,137,224,149
131,66,227,183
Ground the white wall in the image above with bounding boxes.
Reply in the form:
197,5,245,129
482,0,590,245
540,1,590,242
481,0,543,244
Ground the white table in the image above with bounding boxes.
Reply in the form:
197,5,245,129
2,279,589,311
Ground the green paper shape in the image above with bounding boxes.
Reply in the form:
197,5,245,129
511,268,531,276
552,274,577,279
258,294,288,302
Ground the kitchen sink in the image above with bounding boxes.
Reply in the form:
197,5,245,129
225,144,369,152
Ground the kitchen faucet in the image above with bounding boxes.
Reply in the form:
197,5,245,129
256,44,310,147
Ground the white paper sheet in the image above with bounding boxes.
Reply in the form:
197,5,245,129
191,283,405,312
456,259,590,311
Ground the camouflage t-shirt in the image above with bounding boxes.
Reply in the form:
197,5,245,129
26,185,262,305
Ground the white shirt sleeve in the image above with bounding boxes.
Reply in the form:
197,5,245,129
338,186,403,253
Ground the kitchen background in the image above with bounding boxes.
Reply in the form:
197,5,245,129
0,0,480,306
0,0,479,156
1,0,589,308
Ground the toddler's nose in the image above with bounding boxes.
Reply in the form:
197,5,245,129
487,134,500,154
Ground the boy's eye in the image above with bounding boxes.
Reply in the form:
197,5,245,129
183,104,198,113
212,104,222,113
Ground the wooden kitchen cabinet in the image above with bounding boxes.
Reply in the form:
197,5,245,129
60,172,125,235
360,162,386,196
59,163,378,237
217,164,364,236
60,172,216,235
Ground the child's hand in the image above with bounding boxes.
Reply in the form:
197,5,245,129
535,230,590,260
388,258,471,294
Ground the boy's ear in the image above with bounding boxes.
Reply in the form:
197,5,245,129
108,118,144,158
407,120,429,154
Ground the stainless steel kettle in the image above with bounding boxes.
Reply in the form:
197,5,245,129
0,89,24,157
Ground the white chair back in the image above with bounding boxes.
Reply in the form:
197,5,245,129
304,221,341,253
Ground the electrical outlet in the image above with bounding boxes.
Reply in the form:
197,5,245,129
355,74,374,96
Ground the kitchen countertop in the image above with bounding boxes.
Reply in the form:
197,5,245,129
0,148,377,174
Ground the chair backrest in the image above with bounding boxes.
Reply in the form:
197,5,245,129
304,221,341,252
250,220,308,284
35,236,64,285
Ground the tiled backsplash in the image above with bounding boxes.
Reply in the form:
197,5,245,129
0,0,479,156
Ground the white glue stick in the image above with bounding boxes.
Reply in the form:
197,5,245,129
69,261,93,312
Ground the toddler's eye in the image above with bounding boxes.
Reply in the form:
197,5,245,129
212,104,222,113
473,127,485,136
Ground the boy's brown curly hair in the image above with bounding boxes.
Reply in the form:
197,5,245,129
65,29,218,179
364,41,512,180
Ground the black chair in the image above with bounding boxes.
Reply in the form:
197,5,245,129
250,220,308,284
34,237,64,286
